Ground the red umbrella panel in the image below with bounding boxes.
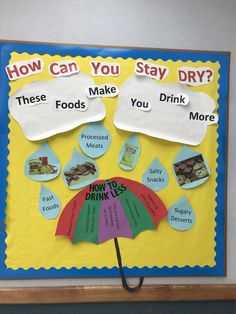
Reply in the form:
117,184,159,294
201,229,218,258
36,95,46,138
56,177,167,292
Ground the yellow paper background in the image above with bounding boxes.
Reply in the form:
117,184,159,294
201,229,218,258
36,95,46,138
5,52,219,270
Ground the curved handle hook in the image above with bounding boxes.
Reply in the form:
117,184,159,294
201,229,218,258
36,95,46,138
114,238,144,293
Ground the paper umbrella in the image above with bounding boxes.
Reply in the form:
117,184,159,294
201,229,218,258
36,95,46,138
56,177,167,292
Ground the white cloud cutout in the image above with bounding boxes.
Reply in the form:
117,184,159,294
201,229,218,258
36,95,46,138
8,72,106,141
114,76,217,146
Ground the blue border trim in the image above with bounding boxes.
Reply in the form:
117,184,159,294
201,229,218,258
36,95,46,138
0,42,229,278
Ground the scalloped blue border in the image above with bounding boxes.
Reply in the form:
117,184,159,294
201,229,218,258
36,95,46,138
0,42,229,278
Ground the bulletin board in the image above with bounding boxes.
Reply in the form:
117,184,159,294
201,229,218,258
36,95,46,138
0,41,229,281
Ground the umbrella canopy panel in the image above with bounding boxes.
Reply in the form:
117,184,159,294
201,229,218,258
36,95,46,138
56,177,167,245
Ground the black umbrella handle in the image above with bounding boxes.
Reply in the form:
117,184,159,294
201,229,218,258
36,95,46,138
114,238,144,292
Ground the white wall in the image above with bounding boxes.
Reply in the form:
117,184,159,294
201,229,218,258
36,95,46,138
0,0,235,286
